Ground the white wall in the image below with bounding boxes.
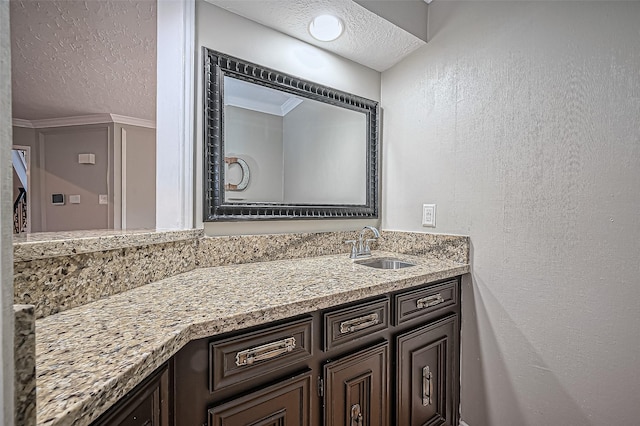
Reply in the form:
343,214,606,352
225,106,284,203
0,1,14,422
196,1,381,235
382,2,640,425
115,124,156,230
283,100,366,204
156,0,194,230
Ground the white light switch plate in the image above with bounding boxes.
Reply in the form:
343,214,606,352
99,194,108,205
69,195,81,204
422,204,436,227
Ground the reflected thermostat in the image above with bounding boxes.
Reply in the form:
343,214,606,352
52,194,65,206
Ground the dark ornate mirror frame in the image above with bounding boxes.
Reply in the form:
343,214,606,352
203,48,380,221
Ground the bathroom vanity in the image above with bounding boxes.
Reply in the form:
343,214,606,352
31,252,467,426
20,230,469,426
82,259,464,426
173,277,459,426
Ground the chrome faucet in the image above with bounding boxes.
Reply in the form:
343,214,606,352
345,226,380,259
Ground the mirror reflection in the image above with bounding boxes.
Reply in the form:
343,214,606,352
224,77,367,205
10,0,157,235
204,48,379,221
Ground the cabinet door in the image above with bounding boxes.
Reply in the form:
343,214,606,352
396,315,459,426
323,341,389,426
92,364,170,426
208,372,312,426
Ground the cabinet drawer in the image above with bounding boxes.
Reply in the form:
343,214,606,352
394,280,458,325
209,318,313,392
208,372,312,426
323,298,389,351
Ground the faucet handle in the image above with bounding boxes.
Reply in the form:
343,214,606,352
364,238,377,254
344,240,358,259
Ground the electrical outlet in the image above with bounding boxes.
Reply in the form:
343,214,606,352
422,204,436,227
99,194,108,205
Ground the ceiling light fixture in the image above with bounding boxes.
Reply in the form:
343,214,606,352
308,14,344,42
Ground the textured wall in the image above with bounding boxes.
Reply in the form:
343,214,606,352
381,2,640,425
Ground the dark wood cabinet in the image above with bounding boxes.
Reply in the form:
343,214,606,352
396,315,459,426
323,298,389,351
323,341,389,426
100,276,461,426
209,317,313,392
92,363,170,426
208,372,312,426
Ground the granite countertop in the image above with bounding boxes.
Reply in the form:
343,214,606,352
14,229,203,262
35,251,470,426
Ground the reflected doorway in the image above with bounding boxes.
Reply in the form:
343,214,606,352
12,145,31,234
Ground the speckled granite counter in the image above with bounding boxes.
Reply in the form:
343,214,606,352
14,229,203,262
15,304,36,426
15,230,468,319
35,251,469,426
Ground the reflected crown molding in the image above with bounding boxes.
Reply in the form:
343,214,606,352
12,114,155,129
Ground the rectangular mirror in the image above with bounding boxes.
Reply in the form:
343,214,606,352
203,49,379,221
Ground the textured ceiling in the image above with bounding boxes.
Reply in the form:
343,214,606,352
10,0,156,121
205,0,426,72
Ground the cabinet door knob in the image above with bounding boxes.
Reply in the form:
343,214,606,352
422,365,433,406
350,403,363,425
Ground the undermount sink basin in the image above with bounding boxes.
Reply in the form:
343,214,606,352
356,257,416,270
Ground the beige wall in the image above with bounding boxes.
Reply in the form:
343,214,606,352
382,2,640,425
12,122,156,232
196,1,382,235
38,125,111,232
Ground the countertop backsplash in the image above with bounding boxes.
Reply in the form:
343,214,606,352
14,229,469,320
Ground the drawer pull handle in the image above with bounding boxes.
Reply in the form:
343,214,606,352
422,365,433,406
416,293,444,309
340,313,380,334
235,337,296,367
